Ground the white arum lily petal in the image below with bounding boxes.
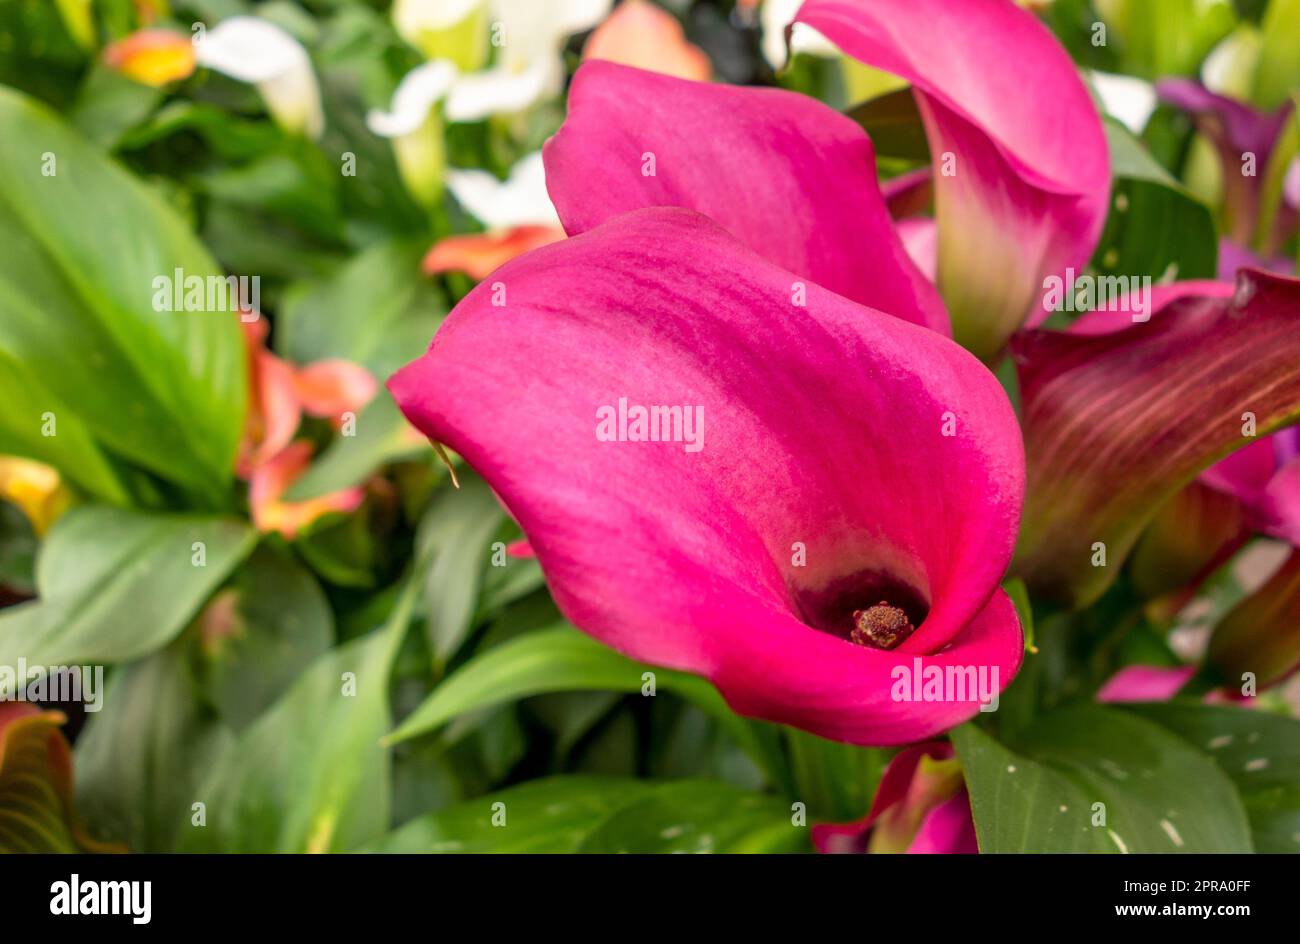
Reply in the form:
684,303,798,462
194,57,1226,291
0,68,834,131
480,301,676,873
1090,70,1157,134
761,0,836,70
447,152,560,228
394,0,485,33
367,60,459,137
445,60,555,121
196,17,323,138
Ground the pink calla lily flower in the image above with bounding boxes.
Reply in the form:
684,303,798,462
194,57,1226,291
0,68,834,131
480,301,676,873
391,208,1024,745
542,60,949,335
795,0,1111,359
813,741,977,854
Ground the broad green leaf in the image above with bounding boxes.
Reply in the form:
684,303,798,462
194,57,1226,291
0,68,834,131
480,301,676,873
75,646,234,853
194,545,334,730
843,87,930,161
0,506,255,668
178,578,418,853
0,350,126,503
0,86,247,497
1092,120,1218,282
1125,702,1300,853
953,724,1112,853
416,472,509,665
285,390,428,501
580,783,807,853
279,238,445,377
68,64,163,147
364,776,807,854
783,729,885,821
384,625,786,785
366,776,653,853
955,704,1254,852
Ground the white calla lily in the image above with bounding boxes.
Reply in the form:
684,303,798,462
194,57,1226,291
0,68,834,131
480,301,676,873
391,0,611,121
1090,70,1158,134
196,17,324,139
392,0,490,70
367,60,459,138
447,152,560,229
367,61,461,208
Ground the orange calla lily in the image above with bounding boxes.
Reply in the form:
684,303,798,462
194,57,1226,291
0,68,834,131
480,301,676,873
103,29,197,87
582,0,711,81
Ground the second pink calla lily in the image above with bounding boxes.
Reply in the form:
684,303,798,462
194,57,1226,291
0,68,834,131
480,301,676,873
796,0,1111,359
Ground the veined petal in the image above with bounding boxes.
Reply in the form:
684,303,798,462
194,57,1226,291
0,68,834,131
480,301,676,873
367,60,458,138
1013,269,1300,607
447,152,560,229
544,61,949,333
103,29,197,87
582,0,711,81
390,207,1022,745
796,0,1110,358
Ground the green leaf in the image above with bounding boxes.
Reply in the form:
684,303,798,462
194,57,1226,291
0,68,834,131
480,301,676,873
1092,119,1218,282
0,86,247,497
955,704,1254,852
194,545,334,731
0,506,255,668
178,577,418,853
0,350,126,503
783,729,886,821
364,776,807,854
1124,702,1300,853
284,390,427,501
75,646,234,853
843,87,930,161
416,472,509,665
279,239,445,377
384,624,787,786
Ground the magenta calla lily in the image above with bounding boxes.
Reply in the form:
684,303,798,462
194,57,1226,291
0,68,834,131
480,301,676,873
813,741,977,854
543,60,948,334
390,207,1024,745
795,0,1111,359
